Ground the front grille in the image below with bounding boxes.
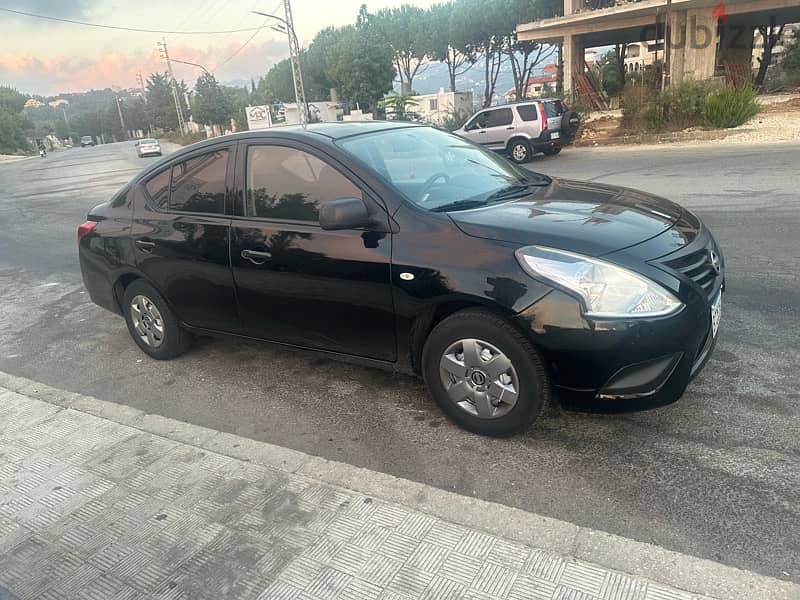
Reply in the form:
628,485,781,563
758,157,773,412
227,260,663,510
661,244,719,297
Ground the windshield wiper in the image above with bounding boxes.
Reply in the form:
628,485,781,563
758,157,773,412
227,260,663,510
430,199,489,213
484,183,541,203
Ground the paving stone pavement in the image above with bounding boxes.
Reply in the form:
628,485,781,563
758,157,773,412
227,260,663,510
0,387,733,600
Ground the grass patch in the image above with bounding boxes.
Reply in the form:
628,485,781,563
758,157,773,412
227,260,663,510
704,86,761,128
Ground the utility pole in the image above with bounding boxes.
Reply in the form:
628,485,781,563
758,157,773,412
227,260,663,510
158,38,187,134
137,71,154,136
115,96,128,141
662,0,673,92
252,1,308,127
283,0,308,127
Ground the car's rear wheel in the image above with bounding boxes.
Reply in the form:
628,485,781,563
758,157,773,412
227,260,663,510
508,139,532,164
421,309,550,436
122,280,192,360
543,147,562,156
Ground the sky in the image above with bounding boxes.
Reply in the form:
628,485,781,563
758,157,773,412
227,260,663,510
0,0,434,96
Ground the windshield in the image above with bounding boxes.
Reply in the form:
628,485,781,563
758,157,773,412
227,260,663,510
338,126,549,212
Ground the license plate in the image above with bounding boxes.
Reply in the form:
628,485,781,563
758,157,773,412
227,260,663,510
551,132,560,139
711,292,722,338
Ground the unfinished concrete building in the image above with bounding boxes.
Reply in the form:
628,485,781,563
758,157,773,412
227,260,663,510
517,0,800,94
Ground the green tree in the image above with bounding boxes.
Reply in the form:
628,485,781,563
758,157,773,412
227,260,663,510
458,0,510,108
503,0,556,101
0,87,32,153
380,94,420,120
145,72,188,131
780,28,800,72
222,86,249,131
429,2,477,92
322,13,395,112
192,73,232,128
374,4,431,94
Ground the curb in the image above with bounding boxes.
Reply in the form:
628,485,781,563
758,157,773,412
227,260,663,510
0,369,796,600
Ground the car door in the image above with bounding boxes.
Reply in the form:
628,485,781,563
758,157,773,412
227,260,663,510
460,110,491,144
131,144,240,332
229,140,396,361
482,107,515,148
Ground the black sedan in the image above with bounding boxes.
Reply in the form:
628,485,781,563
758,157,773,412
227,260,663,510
78,122,724,436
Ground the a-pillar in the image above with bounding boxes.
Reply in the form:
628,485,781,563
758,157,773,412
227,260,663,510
562,33,584,99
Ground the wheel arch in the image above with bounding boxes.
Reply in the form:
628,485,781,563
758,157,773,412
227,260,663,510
408,298,520,375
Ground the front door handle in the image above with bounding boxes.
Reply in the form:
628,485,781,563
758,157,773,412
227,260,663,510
135,239,155,253
241,249,272,265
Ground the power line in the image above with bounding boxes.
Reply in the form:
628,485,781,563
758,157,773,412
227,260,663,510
0,7,267,34
212,0,283,73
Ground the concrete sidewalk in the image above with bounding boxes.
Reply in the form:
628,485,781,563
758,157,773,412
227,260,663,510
0,372,796,600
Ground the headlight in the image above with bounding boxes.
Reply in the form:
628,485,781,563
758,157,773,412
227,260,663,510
515,246,683,318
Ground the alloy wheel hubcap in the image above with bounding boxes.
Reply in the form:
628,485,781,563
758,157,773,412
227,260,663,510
130,295,164,348
513,144,527,161
439,338,519,419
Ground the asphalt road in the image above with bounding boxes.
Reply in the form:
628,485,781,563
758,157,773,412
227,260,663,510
0,140,798,582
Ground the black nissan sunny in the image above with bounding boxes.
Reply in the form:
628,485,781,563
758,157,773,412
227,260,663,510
79,122,724,436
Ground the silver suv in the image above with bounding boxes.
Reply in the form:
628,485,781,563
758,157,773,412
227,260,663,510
455,100,580,164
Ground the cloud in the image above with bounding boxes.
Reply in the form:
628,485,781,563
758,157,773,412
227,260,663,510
0,40,288,95
4,0,92,18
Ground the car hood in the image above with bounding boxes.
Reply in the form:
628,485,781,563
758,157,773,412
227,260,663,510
448,178,685,257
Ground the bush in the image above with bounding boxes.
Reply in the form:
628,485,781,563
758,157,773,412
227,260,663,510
703,85,760,128
622,80,707,131
158,131,207,146
437,108,472,132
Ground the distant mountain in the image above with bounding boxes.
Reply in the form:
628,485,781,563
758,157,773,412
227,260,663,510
399,60,556,106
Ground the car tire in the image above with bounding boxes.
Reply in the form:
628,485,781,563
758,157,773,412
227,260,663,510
122,280,192,360
421,308,550,437
543,147,562,156
508,139,532,164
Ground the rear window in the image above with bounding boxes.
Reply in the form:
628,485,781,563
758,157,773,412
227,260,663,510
144,169,170,209
486,108,513,128
170,150,228,214
516,105,539,122
544,101,565,118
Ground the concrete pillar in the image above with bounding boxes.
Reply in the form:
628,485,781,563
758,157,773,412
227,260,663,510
562,33,584,98
680,8,718,80
669,10,688,82
718,23,754,66
564,0,582,16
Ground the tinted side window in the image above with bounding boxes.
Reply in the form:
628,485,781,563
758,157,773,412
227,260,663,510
517,105,540,122
246,146,362,222
144,169,171,209
487,108,513,128
170,150,228,214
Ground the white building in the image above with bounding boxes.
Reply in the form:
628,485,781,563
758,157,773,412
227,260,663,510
404,89,473,125
283,101,343,125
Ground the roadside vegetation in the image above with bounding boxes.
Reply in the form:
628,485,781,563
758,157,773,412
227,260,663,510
0,87,31,154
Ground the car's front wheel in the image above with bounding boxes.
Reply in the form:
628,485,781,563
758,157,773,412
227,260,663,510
508,139,532,164
422,309,550,436
122,280,192,360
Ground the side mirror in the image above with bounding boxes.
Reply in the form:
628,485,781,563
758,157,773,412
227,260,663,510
319,197,371,231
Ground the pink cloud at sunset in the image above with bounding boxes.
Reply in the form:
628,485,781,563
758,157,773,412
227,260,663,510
0,39,286,95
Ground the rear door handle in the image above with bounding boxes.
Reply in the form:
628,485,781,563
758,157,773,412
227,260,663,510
241,249,272,265
506,126,515,130
134,239,155,253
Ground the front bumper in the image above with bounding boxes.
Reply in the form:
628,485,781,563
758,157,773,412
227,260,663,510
514,282,721,405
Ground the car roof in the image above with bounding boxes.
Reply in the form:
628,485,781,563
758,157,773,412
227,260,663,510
134,121,426,182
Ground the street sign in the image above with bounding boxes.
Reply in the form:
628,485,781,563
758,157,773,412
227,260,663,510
246,105,272,130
